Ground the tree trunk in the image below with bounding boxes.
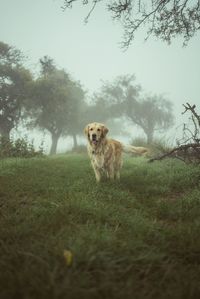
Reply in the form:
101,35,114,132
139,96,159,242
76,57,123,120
50,133,60,155
145,129,154,144
72,134,78,150
0,126,11,140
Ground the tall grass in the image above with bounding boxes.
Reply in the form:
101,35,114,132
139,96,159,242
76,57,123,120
0,154,200,299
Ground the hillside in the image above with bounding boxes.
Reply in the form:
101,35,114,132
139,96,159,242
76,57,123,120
0,154,200,299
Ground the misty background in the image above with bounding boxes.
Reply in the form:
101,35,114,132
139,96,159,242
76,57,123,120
0,0,200,153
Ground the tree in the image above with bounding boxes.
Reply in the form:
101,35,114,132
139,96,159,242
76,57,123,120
126,94,174,143
63,80,86,149
0,41,32,139
28,57,85,154
39,55,56,76
62,0,200,48
96,75,174,143
86,75,140,124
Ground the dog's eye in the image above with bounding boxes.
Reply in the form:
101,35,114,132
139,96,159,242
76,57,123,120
90,128,93,131
97,128,100,131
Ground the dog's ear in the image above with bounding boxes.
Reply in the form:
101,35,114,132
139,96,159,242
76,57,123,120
102,125,109,137
84,125,89,136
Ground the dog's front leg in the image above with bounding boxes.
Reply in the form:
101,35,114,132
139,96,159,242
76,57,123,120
115,170,120,180
94,167,101,182
107,165,115,180
91,161,101,182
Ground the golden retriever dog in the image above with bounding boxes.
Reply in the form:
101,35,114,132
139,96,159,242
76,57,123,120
84,122,148,182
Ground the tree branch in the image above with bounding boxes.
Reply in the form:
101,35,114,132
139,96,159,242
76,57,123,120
149,143,200,163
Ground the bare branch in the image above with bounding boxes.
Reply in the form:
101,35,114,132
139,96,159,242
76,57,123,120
62,0,78,10
150,102,200,164
182,102,200,127
84,0,99,23
149,143,200,163
62,0,200,48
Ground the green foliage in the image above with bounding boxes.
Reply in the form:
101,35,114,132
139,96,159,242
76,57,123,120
0,136,44,158
92,75,174,144
89,74,140,123
39,55,56,76
0,41,24,65
0,155,200,298
0,41,33,138
127,94,174,143
27,56,85,154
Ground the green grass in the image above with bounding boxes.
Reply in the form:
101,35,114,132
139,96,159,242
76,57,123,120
0,154,200,299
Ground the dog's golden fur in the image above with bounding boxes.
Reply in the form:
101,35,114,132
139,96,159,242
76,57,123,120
84,122,148,182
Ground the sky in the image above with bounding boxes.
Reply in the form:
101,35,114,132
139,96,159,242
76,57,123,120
0,0,200,150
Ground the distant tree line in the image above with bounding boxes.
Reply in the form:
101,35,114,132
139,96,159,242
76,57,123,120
0,41,174,154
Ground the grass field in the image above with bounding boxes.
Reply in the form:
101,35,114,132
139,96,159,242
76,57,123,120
0,154,200,299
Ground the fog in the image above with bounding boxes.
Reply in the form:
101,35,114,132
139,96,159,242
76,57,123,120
0,0,200,153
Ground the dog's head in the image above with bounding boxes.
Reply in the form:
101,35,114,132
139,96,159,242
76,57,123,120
84,122,109,146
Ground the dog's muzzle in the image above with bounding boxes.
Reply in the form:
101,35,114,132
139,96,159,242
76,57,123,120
92,134,98,145
92,134,96,140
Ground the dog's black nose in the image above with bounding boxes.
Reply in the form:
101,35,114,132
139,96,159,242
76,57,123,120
92,134,96,140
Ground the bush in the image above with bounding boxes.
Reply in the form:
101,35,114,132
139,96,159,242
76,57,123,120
150,139,173,155
0,136,44,158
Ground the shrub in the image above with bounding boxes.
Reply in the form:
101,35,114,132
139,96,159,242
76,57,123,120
150,139,173,155
0,136,44,158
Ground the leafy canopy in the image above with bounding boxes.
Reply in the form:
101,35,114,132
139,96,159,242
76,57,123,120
0,41,32,138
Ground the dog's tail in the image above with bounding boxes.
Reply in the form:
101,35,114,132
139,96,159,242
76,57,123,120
121,144,148,156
